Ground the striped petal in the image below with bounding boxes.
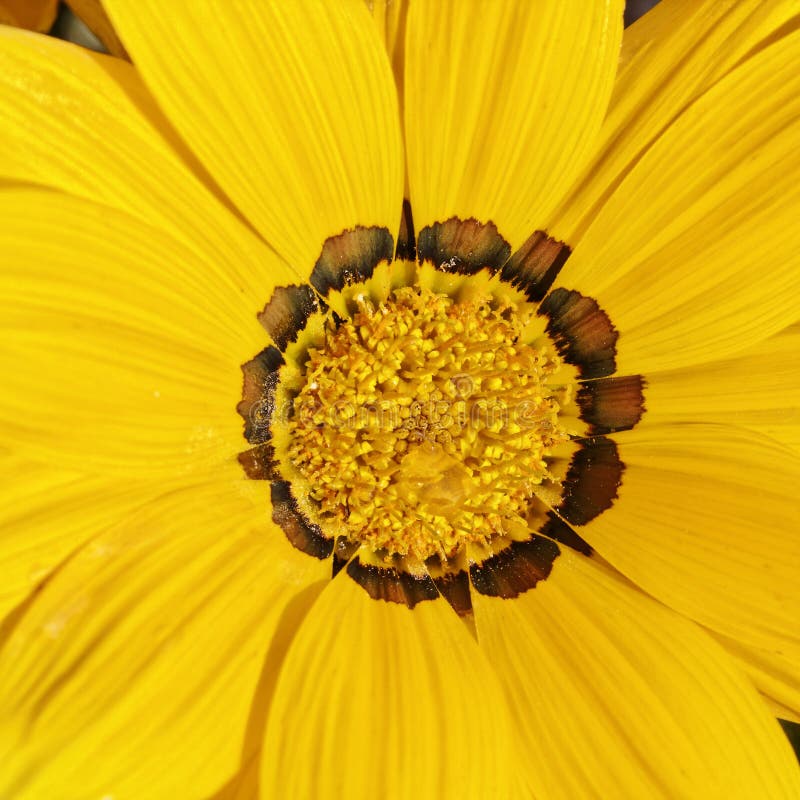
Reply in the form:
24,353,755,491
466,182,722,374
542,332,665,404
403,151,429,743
260,575,515,799
366,0,407,104
404,0,623,251
0,27,281,302
552,30,800,374
103,0,404,271
473,551,800,799
0,188,282,476
0,478,328,800
550,0,800,241
644,324,800,451
0,455,162,620
576,425,800,660
713,629,800,726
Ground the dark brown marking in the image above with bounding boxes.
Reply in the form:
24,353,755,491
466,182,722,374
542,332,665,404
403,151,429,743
346,557,439,608
332,536,358,578
539,511,592,556
500,230,571,302
257,284,325,352
538,288,618,379
237,442,282,481
417,217,511,275
271,481,333,560
432,569,472,616
576,375,646,434
396,199,416,261
310,226,394,296
469,536,560,599
558,436,623,526
237,346,284,444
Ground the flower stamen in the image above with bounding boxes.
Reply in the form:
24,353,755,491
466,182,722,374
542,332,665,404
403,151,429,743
286,284,571,563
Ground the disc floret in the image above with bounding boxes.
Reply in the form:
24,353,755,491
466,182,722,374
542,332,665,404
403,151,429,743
287,285,569,562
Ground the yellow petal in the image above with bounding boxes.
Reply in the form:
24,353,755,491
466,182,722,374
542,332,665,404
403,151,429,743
260,575,515,799
0,188,270,476
366,0,407,102
0,454,164,620
552,30,800,373
65,0,129,58
769,699,800,727
473,551,800,799
551,0,800,240
644,324,800,451
0,0,57,31
0,479,328,800
713,629,800,727
404,0,623,250
103,0,404,270
578,424,800,660
0,28,286,305
206,759,259,800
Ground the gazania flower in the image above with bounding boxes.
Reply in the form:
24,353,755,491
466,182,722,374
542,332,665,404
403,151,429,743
1,0,799,797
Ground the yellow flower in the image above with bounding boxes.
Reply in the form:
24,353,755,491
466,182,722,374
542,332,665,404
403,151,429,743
1,1,800,798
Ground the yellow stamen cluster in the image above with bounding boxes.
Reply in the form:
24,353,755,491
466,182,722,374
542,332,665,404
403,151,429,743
287,285,569,563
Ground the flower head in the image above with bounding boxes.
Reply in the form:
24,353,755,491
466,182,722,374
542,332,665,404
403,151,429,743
1,1,800,798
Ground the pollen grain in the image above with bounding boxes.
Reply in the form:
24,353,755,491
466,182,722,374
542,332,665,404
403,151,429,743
287,285,570,563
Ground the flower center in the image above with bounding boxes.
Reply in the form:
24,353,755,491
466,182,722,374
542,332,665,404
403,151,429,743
286,284,570,563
